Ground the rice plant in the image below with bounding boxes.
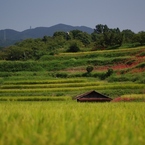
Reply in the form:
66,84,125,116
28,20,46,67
0,102,145,145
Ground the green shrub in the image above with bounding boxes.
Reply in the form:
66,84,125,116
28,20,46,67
70,73,82,78
82,72,92,77
107,75,130,82
0,61,44,72
67,42,80,52
92,69,113,80
55,72,68,78
99,73,107,80
106,68,114,77
0,72,13,77
86,65,94,73
93,72,106,80
39,55,54,61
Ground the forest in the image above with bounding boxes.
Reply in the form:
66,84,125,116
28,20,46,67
0,24,145,61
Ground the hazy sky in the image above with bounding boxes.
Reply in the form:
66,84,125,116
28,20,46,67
0,0,145,32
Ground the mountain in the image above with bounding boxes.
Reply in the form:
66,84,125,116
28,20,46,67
0,24,94,47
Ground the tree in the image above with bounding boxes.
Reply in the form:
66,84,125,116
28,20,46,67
104,28,123,47
70,30,83,39
75,32,91,47
45,35,67,51
3,46,33,60
106,68,114,77
86,65,94,73
94,24,109,34
67,40,80,52
53,31,68,40
91,32,98,42
94,24,123,48
122,29,135,43
42,36,49,43
134,31,145,45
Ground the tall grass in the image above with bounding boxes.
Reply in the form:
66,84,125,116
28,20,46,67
0,102,145,145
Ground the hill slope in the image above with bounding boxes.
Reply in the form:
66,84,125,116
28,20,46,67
0,46,145,99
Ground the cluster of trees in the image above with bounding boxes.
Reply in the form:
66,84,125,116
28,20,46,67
93,24,145,49
0,24,145,61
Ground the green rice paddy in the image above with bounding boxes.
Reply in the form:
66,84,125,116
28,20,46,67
0,102,145,145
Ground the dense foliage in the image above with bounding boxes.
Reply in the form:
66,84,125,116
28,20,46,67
0,24,145,61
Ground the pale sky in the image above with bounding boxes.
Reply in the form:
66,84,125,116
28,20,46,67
0,0,145,32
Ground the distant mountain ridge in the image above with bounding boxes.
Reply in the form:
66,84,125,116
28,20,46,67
0,24,94,47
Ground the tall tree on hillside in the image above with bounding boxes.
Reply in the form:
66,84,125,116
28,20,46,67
122,29,135,43
42,36,49,43
134,31,145,45
70,30,83,39
75,32,91,47
94,24,123,48
53,31,68,40
104,28,123,46
94,24,109,34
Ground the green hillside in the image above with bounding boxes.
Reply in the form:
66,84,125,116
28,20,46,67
0,24,145,101
0,46,145,101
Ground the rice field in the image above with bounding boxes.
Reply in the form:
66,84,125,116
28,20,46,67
0,101,145,145
0,77,145,100
0,80,145,145
0,46,145,144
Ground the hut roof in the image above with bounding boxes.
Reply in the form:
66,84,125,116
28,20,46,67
75,90,112,102
75,90,109,99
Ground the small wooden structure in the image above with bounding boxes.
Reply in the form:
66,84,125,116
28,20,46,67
75,90,112,102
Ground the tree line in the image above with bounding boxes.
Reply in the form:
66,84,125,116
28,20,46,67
0,24,145,61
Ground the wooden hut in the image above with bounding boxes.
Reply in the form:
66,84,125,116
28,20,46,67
75,90,112,102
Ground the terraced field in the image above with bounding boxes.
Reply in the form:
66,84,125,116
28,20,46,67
0,46,145,101
59,46,145,73
0,76,145,101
